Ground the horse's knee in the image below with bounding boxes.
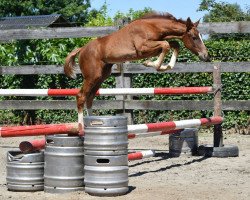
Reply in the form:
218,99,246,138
161,41,170,52
76,93,85,110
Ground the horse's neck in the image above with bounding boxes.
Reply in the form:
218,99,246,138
167,22,186,36
158,20,186,38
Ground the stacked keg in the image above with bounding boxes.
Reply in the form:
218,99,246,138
84,116,129,196
6,150,44,191
44,134,84,193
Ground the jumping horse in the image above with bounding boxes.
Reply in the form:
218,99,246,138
64,12,210,131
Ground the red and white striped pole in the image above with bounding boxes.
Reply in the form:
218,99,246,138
128,150,155,161
19,129,183,152
19,139,46,153
127,116,223,133
0,123,79,138
0,117,223,138
0,87,213,97
128,129,182,139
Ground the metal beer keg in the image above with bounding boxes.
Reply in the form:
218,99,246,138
44,134,84,193
6,150,44,191
84,116,129,196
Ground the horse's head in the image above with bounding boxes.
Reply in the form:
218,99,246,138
183,18,210,62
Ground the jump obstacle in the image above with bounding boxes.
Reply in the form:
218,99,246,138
0,116,223,138
18,139,155,161
1,65,238,157
0,87,213,96
19,129,183,152
128,150,155,161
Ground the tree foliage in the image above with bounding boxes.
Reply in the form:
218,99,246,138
0,0,91,25
198,0,250,22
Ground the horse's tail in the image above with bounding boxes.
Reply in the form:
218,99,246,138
64,47,82,79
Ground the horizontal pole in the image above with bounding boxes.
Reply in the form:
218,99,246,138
0,87,213,97
19,129,183,152
128,129,182,139
19,139,46,153
0,123,79,137
0,116,223,138
19,137,155,161
128,116,223,133
128,150,155,161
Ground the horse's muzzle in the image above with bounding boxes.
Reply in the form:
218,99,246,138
199,53,210,62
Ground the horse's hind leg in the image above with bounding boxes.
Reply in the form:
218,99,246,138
85,64,113,115
77,61,106,132
76,79,93,132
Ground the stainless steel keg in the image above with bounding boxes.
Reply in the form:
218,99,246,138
44,135,84,193
6,150,44,191
84,116,128,156
84,116,129,196
169,128,198,157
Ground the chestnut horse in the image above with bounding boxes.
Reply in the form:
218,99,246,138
64,12,210,130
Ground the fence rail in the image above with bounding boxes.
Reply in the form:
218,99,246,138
0,21,249,42
0,100,249,111
1,62,250,75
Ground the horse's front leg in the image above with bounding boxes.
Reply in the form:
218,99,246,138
141,41,171,70
157,41,180,71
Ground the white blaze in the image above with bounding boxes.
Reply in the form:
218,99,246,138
199,33,204,45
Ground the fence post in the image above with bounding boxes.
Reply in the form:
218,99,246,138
115,65,133,124
213,64,223,147
198,64,238,157
114,18,133,124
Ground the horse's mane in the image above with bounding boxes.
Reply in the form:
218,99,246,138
138,12,186,24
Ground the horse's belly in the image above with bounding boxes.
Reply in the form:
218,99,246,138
104,49,138,63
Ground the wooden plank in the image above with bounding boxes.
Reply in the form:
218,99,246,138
0,100,123,110
0,22,249,41
1,62,250,75
0,26,119,41
198,21,250,34
125,100,250,110
0,100,249,110
123,62,250,73
0,65,64,75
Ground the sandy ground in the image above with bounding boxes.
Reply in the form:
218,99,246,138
0,131,249,200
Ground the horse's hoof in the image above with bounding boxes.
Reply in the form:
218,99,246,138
78,123,84,136
143,60,153,67
157,65,173,71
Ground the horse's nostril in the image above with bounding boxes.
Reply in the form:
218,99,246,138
206,55,211,62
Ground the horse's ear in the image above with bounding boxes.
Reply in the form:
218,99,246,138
194,19,200,27
186,17,193,31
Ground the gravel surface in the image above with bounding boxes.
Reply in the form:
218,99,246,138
0,131,249,200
